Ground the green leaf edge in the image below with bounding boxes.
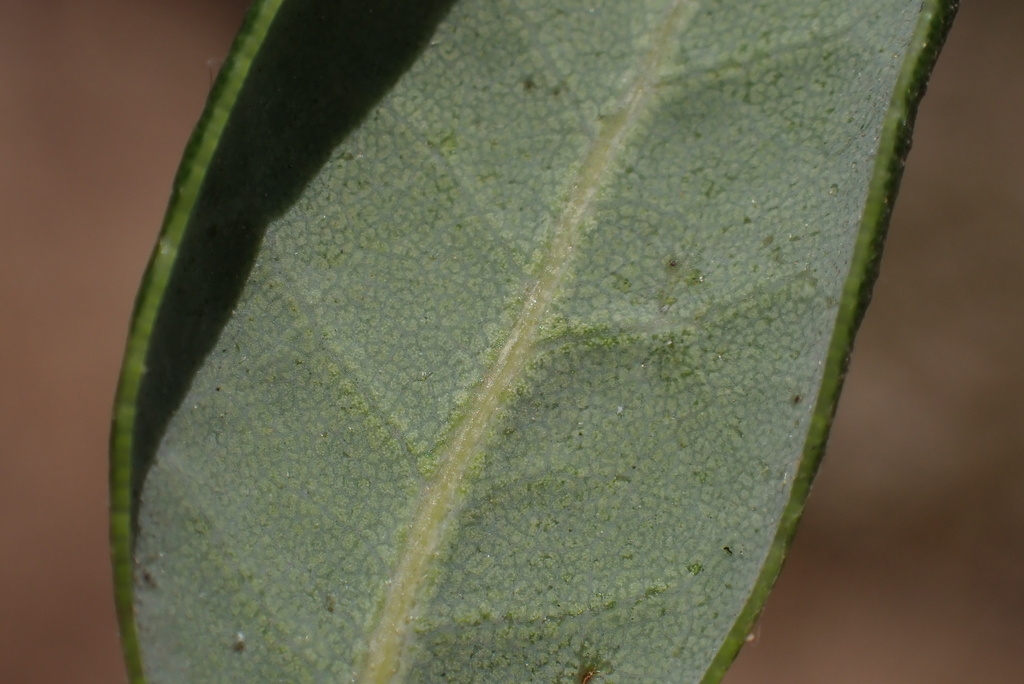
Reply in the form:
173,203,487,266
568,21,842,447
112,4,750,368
108,1,960,682
699,1,959,681
109,1,285,681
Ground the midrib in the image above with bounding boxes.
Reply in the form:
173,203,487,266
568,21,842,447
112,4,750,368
358,2,696,680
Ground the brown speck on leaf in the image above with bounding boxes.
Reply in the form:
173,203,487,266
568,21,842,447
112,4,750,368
522,77,536,90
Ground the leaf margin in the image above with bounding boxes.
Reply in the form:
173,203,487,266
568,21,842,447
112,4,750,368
110,2,285,681
699,1,959,681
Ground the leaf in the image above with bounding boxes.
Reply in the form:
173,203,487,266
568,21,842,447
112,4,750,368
110,0,957,681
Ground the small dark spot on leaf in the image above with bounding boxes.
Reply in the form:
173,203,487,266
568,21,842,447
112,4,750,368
611,273,631,293
141,570,156,588
792,394,802,404
668,259,678,268
575,645,613,683
522,77,535,90
232,632,245,652
723,546,733,555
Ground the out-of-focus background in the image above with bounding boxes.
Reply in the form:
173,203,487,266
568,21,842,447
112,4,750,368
1,1,1020,682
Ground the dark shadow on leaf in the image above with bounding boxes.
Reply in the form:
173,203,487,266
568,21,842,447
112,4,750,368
131,0,457,527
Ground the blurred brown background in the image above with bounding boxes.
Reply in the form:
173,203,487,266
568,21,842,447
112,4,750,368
1,1,1020,682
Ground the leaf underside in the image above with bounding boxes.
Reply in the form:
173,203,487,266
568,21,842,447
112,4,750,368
111,0,956,682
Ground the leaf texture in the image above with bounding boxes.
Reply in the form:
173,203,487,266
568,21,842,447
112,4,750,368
111,0,957,681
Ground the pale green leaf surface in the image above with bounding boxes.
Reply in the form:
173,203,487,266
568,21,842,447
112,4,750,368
112,0,955,681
